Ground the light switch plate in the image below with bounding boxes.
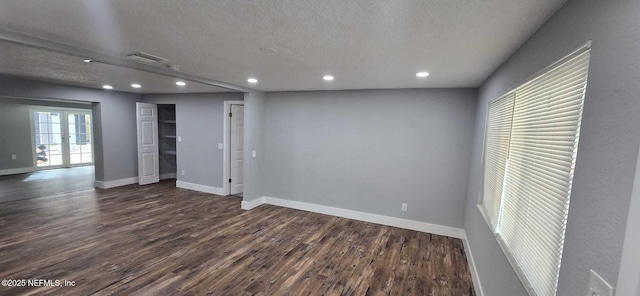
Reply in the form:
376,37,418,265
589,270,614,296
218,143,223,149
178,136,182,142
252,150,256,158
11,155,16,160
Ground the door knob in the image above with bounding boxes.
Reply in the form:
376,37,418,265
144,148,148,151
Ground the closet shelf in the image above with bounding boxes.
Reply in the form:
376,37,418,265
163,120,176,124
163,150,177,155
162,135,177,139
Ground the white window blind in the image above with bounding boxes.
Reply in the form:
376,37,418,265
482,48,591,296
483,92,514,229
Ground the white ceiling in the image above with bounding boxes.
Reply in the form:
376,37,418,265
0,40,232,93
0,0,567,92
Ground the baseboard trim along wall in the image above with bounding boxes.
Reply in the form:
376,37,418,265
463,233,485,296
94,177,138,189
93,175,213,193
176,180,224,196
242,196,465,238
241,197,265,210
0,167,35,176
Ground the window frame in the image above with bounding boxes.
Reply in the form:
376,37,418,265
478,41,592,296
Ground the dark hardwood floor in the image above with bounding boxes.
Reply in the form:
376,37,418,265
0,166,94,203
0,180,475,295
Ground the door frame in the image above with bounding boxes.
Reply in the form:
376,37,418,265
222,100,244,196
29,107,94,170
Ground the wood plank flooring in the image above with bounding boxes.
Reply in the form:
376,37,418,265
0,166,94,203
0,180,475,295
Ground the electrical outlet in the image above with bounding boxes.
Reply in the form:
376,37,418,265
402,203,408,212
218,143,223,149
589,270,614,296
11,155,17,160
181,170,185,176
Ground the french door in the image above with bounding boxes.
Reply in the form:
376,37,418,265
33,109,93,168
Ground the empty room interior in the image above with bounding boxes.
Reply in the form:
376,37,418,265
1,0,640,295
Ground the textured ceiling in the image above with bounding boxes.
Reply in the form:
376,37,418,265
0,41,230,93
0,0,567,91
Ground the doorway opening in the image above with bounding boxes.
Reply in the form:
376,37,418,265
158,104,177,180
31,109,93,169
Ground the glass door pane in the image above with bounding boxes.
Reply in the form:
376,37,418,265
34,111,64,167
67,112,93,165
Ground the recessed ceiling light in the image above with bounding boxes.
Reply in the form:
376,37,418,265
102,85,113,90
323,75,334,81
131,83,141,88
247,78,258,83
416,72,430,77
83,59,92,63
176,81,186,86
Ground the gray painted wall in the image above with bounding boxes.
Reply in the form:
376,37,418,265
262,89,476,228
464,0,640,294
242,91,266,201
0,75,140,182
92,102,104,182
617,141,640,295
0,103,38,170
0,97,93,109
143,92,244,189
0,100,92,171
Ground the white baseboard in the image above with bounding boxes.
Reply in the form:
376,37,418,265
94,181,105,188
244,196,464,239
0,167,35,176
463,233,484,296
160,173,177,180
176,181,224,195
94,174,175,189
94,176,138,189
241,197,265,210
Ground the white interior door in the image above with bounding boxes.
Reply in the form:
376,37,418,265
230,105,244,194
136,102,159,185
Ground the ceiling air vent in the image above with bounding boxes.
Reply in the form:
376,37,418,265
126,52,167,63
